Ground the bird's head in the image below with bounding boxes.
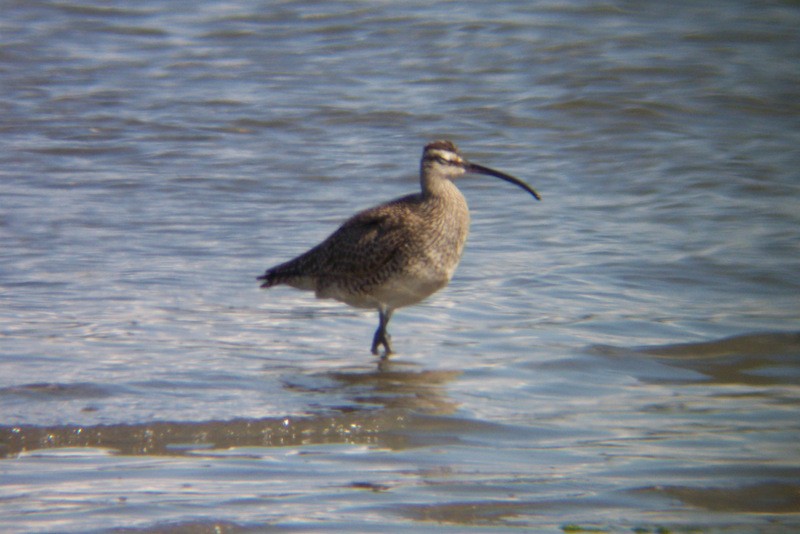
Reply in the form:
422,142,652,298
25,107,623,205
420,140,541,200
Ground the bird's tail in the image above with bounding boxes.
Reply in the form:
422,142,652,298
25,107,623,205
256,269,279,288
257,258,316,290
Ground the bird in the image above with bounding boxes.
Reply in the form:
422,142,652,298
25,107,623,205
257,140,540,357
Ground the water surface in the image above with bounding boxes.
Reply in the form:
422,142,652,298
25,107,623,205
1,1,799,532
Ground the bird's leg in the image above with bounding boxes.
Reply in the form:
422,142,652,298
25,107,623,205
371,306,394,357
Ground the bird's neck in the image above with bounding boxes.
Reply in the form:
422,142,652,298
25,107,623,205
420,172,459,200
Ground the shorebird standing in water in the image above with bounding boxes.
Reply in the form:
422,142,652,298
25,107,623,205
258,140,540,357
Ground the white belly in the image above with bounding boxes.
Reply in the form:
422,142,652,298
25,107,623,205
372,271,451,309
317,263,454,310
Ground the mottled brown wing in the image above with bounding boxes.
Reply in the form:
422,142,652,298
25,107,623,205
312,195,420,280
259,194,421,289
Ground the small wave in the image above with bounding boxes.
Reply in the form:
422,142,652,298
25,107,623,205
590,331,800,386
0,382,113,400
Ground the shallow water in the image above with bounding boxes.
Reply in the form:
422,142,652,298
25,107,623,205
1,0,799,532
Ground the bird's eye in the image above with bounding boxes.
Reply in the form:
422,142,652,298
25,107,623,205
435,156,449,165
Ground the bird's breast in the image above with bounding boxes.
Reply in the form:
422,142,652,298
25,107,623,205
375,192,469,309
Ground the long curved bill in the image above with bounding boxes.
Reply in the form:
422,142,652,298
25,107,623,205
467,162,541,201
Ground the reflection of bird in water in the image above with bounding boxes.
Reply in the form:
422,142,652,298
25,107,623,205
258,140,540,356
281,360,463,415
329,366,462,414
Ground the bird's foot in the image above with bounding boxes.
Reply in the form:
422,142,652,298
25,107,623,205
372,307,395,357
371,331,393,357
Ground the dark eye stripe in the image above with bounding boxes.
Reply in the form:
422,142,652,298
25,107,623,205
424,153,459,166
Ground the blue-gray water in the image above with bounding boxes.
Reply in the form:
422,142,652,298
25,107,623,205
1,1,799,532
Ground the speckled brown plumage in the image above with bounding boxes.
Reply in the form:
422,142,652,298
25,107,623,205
258,140,540,356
